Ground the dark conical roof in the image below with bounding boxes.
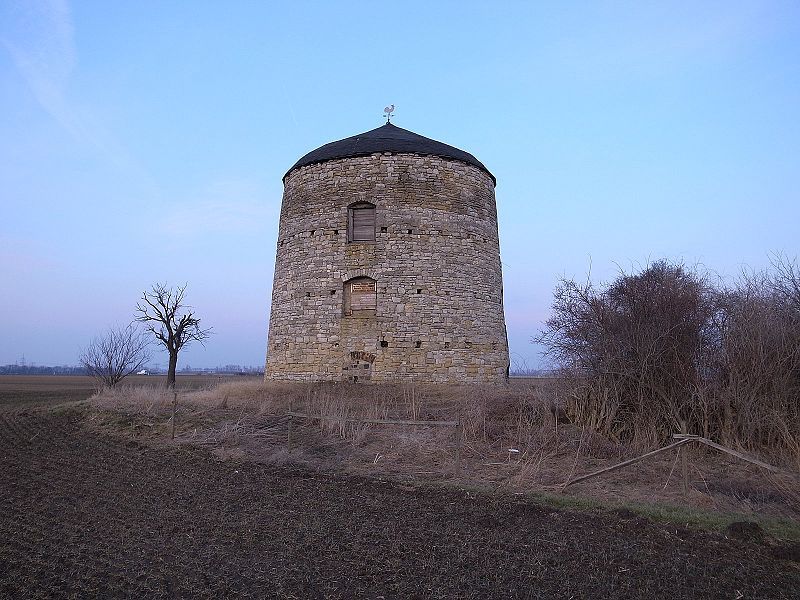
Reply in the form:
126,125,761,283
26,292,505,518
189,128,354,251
285,122,495,184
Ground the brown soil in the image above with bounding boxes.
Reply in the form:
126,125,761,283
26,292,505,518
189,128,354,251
0,375,239,411
0,375,98,410
1,397,798,598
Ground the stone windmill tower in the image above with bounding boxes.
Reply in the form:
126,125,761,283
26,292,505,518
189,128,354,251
265,116,509,383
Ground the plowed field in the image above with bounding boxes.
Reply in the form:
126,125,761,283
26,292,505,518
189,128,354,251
0,385,798,598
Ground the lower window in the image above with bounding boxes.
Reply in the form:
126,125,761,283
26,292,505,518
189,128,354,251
343,277,376,315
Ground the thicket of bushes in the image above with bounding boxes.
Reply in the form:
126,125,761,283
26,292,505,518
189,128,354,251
537,257,800,464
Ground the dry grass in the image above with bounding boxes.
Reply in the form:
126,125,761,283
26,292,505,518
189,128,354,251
88,378,800,525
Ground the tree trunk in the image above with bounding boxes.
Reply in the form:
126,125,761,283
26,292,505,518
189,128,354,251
167,352,178,389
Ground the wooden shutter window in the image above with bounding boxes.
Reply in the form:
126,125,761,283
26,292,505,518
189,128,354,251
349,205,375,242
350,279,376,312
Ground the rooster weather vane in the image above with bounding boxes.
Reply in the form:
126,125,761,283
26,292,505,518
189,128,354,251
383,104,395,123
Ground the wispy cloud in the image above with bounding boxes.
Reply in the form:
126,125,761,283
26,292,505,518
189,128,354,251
1,0,158,191
3,1,78,137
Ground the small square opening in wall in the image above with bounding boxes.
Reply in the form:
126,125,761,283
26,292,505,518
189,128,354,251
415,341,421,348
416,289,422,294
380,340,389,348
334,229,339,235
380,227,388,233
330,290,336,295
407,229,413,234
310,229,315,235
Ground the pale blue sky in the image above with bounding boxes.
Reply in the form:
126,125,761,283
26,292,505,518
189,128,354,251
1,1,798,370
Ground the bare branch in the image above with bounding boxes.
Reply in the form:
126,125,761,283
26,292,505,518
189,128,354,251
79,324,150,389
135,283,212,387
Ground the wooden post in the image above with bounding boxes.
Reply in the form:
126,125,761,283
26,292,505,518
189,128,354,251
681,445,689,495
678,422,689,495
171,391,177,440
287,398,293,452
454,420,463,472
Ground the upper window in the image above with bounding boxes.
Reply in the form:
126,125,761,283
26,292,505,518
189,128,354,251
348,202,375,242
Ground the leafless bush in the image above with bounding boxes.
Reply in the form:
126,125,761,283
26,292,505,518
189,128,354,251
714,256,800,461
537,257,800,465
537,261,718,445
79,324,150,389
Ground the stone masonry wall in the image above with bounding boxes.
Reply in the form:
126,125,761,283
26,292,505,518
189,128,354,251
265,152,509,383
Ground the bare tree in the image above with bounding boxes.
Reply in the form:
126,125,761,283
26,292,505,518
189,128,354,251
135,283,212,388
79,324,150,389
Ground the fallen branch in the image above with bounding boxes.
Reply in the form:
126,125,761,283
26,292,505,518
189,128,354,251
286,412,458,427
561,439,690,490
562,434,796,491
672,434,790,476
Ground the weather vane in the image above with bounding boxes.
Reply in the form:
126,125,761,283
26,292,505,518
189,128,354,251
383,104,395,123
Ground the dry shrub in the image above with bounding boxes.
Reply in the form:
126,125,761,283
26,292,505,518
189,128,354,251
302,383,389,443
537,257,800,466
457,383,568,464
714,264,800,462
536,261,717,447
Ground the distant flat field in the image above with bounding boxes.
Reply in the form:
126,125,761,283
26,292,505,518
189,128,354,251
0,375,254,411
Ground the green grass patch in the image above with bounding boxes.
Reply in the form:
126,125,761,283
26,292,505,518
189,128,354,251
529,491,800,542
